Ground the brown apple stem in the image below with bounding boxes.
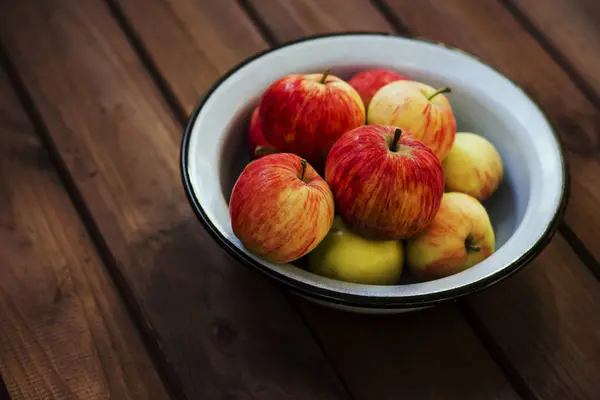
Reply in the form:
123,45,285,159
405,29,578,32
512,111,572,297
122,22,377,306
300,159,307,181
466,244,481,252
465,236,480,252
254,146,278,156
319,68,332,84
390,128,402,152
427,87,451,101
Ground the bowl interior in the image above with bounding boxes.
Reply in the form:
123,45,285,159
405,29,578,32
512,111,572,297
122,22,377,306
183,34,565,305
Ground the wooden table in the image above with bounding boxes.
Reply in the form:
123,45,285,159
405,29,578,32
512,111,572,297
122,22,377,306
1,0,599,399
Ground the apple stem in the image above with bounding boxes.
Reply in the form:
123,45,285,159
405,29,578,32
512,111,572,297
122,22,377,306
254,146,277,156
427,87,451,101
467,244,481,252
300,159,307,181
465,236,481,252
319,68,332,84
390,128,402,152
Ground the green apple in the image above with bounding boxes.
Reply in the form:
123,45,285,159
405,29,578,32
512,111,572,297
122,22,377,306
442,132,504,201
405,192,495,281
308,216,404,285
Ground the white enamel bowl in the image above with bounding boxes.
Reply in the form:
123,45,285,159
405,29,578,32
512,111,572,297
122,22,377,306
180,33,569,313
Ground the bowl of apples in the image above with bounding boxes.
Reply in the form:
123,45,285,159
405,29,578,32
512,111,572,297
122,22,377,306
180,32,569,313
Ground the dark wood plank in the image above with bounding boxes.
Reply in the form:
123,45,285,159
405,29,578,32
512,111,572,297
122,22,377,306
507,0,600,96
469,234,600,400
113,0,521,398
242,0,393,43
0,375,8,400
112,0,269,115
372,0,600,397
0,65,167,398
379,0,600,266
0,1,350,399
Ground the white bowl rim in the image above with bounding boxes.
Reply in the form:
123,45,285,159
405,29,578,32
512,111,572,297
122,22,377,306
180,31,570,309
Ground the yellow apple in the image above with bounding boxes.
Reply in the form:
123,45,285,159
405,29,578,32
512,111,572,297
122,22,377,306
308,216,404,285
367,80,456,161
405,192,495,281
442,132,503,201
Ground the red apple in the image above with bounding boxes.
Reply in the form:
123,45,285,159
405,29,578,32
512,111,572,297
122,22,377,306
259,70,366,171
325,125,444,240
229,153,335,263
247,106,275,158
368,80,457,161
347,68,409,108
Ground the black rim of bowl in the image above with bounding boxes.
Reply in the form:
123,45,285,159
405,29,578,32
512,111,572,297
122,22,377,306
180,31,571,310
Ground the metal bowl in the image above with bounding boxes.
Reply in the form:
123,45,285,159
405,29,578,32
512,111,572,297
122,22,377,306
180,33,569,313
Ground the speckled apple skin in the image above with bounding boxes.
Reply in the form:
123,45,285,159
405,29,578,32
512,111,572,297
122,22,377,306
259,72,366,172
229,153,335,263
368,80,456,161
406,192,496,281
325,124,444,240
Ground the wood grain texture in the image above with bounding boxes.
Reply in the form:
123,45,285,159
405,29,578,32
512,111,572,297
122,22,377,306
0,67,167,399
296,300,519,400
0,0,349,399
114,0,520,398
507,0,600,96
242,0,394,43
469,235,600,400
375,0,600,397
22,0,521,398
112,0,269,115
378,0,600,267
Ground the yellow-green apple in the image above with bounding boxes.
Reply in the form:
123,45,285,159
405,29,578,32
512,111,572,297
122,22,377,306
368,80,457,161
259,70,366,171
405,192,495,281
229,153,334,263
442,132,504,201
248,106,276,159
347,68,409,109
308,216,404,285
325,125,444,240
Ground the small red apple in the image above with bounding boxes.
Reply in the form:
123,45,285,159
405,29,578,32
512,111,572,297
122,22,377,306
347,68,409,108
247,106,275,159
325,125,444,240
229,153,335,263
259,70,366,171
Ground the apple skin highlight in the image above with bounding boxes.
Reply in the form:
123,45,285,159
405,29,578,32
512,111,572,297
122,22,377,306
405,192,496,281
368,80,457,161
259,72,366,172
229,153,335,264
325,125,444,240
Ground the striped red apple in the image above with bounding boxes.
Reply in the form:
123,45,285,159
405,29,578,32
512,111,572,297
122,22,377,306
325,125,445,240
259,70,366,172
229,153,334,263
